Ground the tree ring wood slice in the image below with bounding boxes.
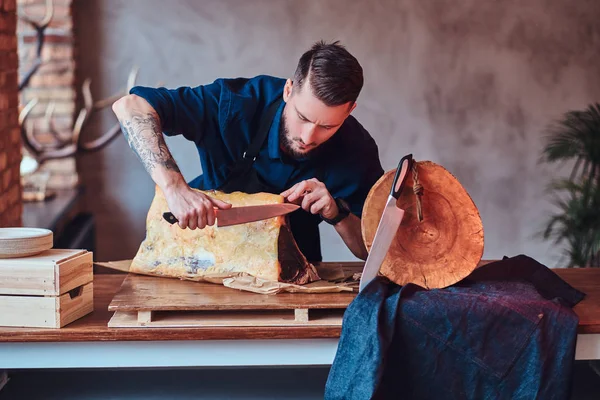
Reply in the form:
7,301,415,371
361,161,484,289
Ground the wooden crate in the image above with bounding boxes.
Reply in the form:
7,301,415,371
0,249,94,328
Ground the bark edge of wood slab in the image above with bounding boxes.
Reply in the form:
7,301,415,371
361,160,484,289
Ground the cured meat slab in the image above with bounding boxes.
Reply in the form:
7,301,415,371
130,187,319,284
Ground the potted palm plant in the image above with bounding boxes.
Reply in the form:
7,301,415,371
540,103,600,267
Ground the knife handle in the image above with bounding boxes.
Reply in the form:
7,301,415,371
163,212,178,224
391,154,413,199
163,210,220,225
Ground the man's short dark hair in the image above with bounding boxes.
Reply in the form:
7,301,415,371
293,40,363,107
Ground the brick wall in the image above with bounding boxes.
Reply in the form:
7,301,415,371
17,0,76,189
0,0,22,227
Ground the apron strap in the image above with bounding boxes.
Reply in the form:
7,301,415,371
242,98,283,162
219,98,283,192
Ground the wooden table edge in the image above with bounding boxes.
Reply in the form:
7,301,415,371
1,265,599,342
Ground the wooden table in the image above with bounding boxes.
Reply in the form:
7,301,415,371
0,269,599,369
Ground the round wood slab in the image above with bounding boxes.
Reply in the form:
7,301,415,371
0,227,53,258
361,160,484,289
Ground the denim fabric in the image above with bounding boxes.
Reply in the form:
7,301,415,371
325,255,585,400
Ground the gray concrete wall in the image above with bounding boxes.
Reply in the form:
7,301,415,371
74,0,600,265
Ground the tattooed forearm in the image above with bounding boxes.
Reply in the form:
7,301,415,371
119,112,181,175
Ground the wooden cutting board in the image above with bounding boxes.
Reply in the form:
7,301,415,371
108,271,357,328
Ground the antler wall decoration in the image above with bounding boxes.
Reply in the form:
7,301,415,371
16,0,143,177
20,67,139,166
18,0,54,91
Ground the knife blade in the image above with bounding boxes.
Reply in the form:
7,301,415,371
359,154,413,292
162,203,300,228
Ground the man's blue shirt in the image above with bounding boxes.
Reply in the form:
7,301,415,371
129,75,384,218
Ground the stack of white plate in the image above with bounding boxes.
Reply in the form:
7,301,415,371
0,228,53,258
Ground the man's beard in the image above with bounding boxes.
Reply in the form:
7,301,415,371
279,111,320,160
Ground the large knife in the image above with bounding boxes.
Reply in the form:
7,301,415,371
359,154,413,292
162,203,300,228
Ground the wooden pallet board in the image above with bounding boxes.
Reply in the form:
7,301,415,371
108,273,356,328
108,308,346,328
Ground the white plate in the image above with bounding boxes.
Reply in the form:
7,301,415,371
0,228,53,258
